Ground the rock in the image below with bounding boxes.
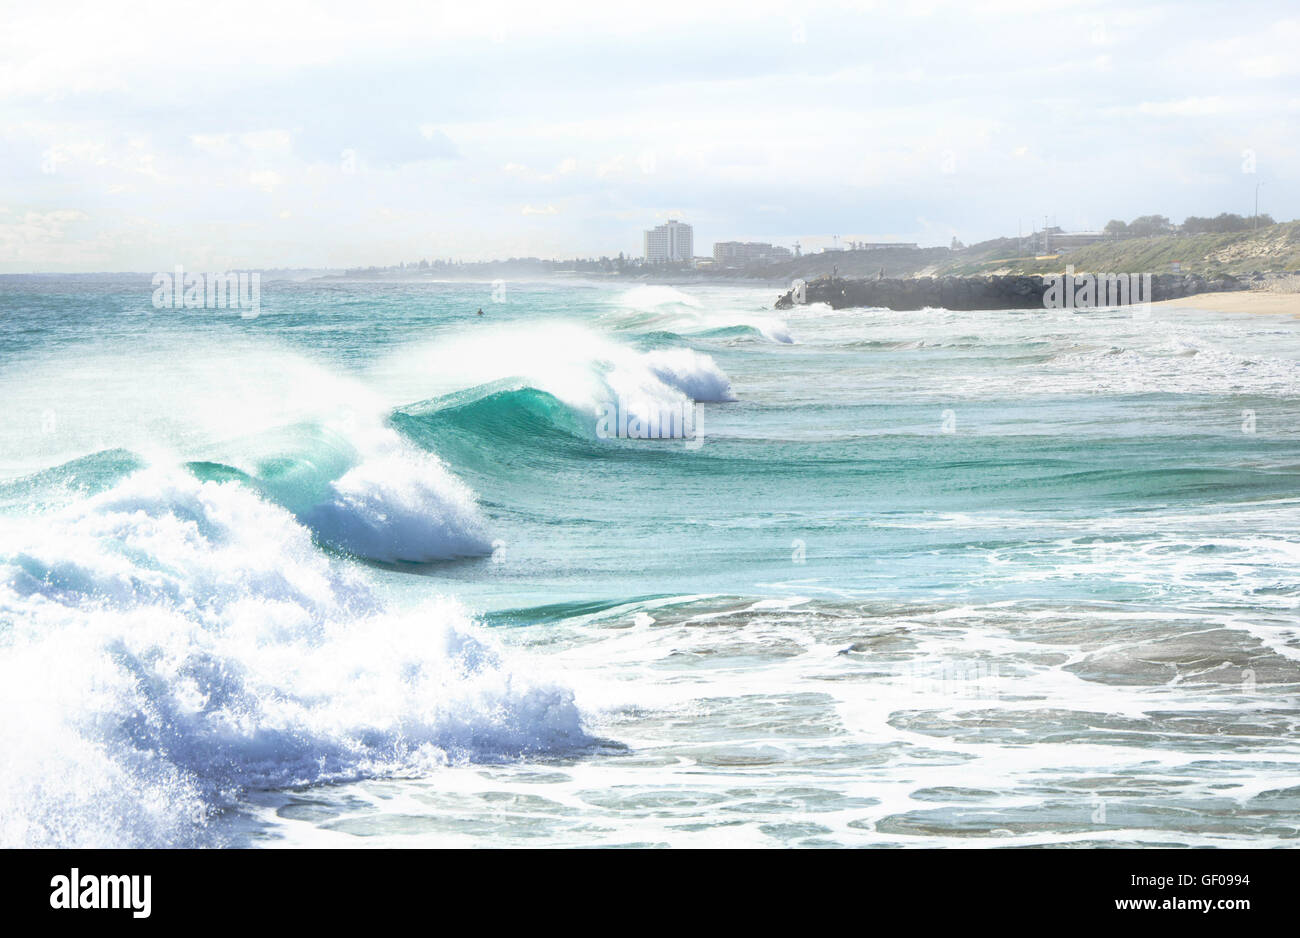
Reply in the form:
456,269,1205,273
772,271,1248,311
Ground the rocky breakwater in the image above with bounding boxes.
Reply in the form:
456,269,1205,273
774,273,1249,310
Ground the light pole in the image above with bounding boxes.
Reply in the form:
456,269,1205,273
1254,182,1263,229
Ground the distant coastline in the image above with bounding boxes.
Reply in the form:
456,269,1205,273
319,220,1300,286
7,220,1298,285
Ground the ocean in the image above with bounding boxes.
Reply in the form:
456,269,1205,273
1,275,1298,847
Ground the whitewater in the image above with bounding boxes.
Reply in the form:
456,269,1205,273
1,275,1298,847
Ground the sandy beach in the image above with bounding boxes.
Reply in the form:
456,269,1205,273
1153,290,1300,317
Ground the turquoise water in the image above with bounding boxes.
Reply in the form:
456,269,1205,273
2,275,1299,847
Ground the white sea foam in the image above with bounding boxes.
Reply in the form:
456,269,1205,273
781,303,1300,401
601,284,794,343
303,446,492,562
0,334,496,563
640,348,737,402
746,318,795,344
676,311,794,344
0,468,590,847
0,337,391,482
375,320,738,437
618,284,703,310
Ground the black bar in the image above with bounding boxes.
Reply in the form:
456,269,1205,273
3,848,1281,925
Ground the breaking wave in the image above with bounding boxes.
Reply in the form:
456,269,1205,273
0,468,594,847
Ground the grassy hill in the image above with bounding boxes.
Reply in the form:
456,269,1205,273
929,222,1300,277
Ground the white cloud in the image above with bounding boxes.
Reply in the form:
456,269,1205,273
1135,97,1230,117
0,209,90,255
248,170,283,192
2,1,1298,269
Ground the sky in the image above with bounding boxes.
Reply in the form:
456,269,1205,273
1,0,1297,271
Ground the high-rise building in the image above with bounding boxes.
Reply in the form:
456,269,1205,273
643,220,693,263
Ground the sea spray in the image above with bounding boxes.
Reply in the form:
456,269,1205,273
376,320,739,442
0,468,592,848
302,446,493,562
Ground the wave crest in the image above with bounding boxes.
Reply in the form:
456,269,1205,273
303,447,492,563
0,469,592,847
639,348,737,402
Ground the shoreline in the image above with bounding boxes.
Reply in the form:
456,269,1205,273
1150,290,1300,317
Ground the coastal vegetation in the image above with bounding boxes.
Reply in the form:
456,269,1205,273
931,220,1300,278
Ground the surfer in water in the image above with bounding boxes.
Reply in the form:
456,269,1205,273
476,308,483,316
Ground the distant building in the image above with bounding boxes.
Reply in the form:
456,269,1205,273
712,241,793,267
1032,227,1106,254
843,241,919,251
644,220,693,263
